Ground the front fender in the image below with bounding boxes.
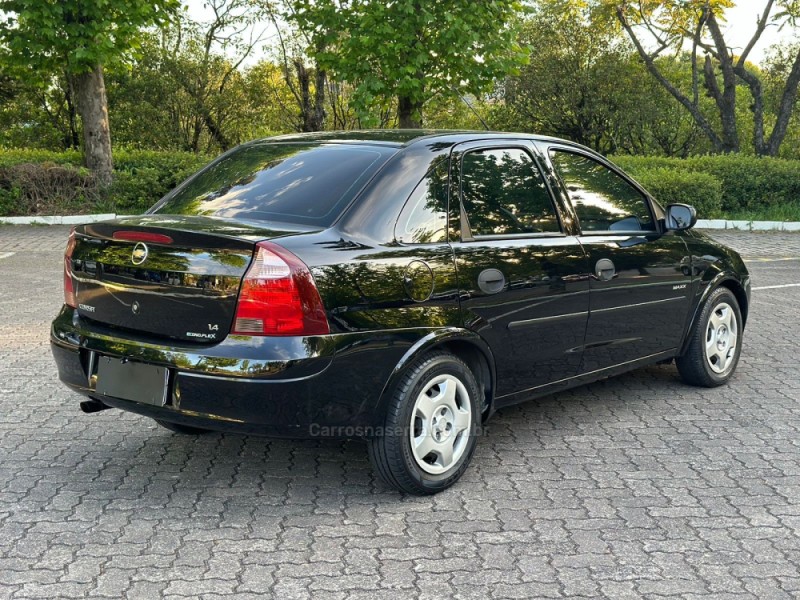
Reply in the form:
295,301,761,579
679,232,751,355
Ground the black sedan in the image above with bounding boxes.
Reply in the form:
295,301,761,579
51,131,751,494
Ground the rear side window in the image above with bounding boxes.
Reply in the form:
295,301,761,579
395,158,449,244
460,147,560,237
150,143,396,227
549,150,655,232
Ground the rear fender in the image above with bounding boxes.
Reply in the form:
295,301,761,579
373,328,497,427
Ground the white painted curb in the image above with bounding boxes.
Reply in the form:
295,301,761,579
0,213,118,225
695,219,800,232
1,213,799,232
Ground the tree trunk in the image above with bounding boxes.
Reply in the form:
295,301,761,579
202,109,231,150
64,74,80,150
398,95,422,128
311,64,327,132
704,12,740,153
616,6,727,153
294,58,327,132
765,47,800,156
73,65,113,185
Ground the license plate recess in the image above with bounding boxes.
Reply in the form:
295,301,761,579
95,356,169,407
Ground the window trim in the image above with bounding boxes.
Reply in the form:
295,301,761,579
545,145,660,237
455,143,566,242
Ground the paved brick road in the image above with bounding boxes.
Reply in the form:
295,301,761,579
1,226,800,599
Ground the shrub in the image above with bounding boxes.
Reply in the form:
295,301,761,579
613,154,800,213
109,150,209,213
0,162,99,215
0,148,210,216
632,168,723,218
1,147,798,218
0,149,83,169
689,155,800,211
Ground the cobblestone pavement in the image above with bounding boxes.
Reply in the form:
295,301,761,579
1,226,800,599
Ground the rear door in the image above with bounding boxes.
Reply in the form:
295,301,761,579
450,140,590,397
541,144,693,371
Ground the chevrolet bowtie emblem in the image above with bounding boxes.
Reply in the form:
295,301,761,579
131,242,148,265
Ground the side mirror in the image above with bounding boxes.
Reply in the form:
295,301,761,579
666,203,697,231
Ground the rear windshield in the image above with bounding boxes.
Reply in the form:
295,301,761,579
149,143,397,226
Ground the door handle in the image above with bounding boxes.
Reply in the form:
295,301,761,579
477,268,506,294
595,258,616,281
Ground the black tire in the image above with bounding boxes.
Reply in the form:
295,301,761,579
155,419,210,435
367,351,481,495
676,286,743,387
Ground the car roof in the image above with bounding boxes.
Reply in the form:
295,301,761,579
261,129,576,149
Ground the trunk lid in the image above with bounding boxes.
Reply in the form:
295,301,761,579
69,215,321,343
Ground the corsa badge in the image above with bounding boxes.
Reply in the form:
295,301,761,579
131,242,148,265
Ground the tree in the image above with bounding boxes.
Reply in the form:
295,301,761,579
0,0,178,182
763,40,800,158
496,2,704,156
172,0,271,150
606,0,800,156
290,0,528,128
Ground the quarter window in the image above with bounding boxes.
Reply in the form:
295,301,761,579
460,148,560,237
395,160,449,244
549,150,655,232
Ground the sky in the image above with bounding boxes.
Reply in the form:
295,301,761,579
184,0,796,67
722,2,795,65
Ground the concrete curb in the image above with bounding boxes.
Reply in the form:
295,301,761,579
0,213,118,225
1,213,799,231
696,219,800,232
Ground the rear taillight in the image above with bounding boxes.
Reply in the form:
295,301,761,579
64,227,77,308
232,241,329,336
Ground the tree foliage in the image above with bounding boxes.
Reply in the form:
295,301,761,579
0,0,177,74
290,0,529,127
602,0,800,156
0,0,179,181
495,1,704,156
2,0,800,165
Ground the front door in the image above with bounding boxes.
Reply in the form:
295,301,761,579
543,145,694,372
450,140,590,397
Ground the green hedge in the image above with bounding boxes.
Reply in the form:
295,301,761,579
0,149,210,216
1,148,798,218
631,168,723,218
613,154,800,214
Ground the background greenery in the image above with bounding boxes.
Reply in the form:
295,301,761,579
2,149,798,221
0,150,207,216
0,0,799,219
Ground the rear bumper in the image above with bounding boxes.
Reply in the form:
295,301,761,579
50,306,417,438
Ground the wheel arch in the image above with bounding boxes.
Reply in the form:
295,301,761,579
374,328,497,425
718,278,749,327
680,273,749,356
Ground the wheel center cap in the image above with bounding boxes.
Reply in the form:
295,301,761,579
431,407,453,442
717,325,729,349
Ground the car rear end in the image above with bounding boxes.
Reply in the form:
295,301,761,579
51,140,399,436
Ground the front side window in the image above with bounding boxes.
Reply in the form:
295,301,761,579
460,148,560,237
549,150,655,232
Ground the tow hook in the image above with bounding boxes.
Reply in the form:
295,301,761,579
80,399,111,413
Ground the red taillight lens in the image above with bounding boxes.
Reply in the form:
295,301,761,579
232,242,329,336
64,227,77,308
112,231,173,244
